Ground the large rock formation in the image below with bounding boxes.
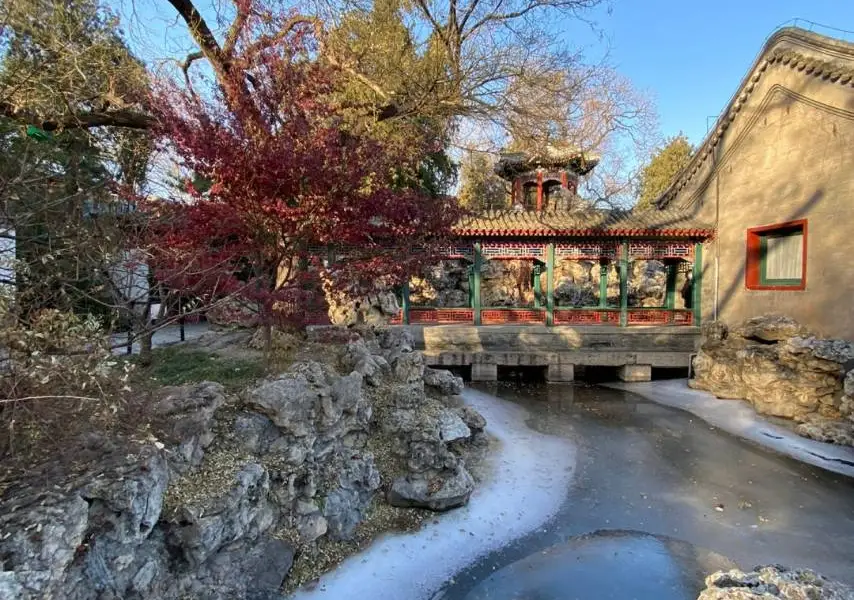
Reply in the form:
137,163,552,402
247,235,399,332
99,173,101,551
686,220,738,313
410,260,471,308
698,566,854,599
0,327,486,599
691,314,854,445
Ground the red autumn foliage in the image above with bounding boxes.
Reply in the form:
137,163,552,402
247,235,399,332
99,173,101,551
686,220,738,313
147,11,461,327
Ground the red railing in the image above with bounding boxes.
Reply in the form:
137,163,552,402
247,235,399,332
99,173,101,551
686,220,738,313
394,308,694,326
481,309,547,325
409,308,474,324
627,309,694,326
671,310,695,325
553,309,620,325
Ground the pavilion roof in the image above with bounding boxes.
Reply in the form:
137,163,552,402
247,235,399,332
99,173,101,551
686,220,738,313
494,147,600,179
454,207,714,238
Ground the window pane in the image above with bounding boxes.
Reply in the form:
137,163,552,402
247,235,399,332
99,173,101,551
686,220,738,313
765,232,803,280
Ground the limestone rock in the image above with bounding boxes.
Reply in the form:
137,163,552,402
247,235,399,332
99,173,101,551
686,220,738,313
169,463,275,567
701,321,729,346
153,381,226,472
407,440,459,473
392,351,425,383
79,443,169,543
437,409,471,442
341,338,388,386
796,415,854,446
321,455,381,540
783,337,854,366
698,566,854,599
246,362,332,436
736,314,810,342
194,536,293,600
0,440,172,600
297,514,328,543
691,315,854,436
247,327,300,352
327,292,400,326
410,260,471,308
423,367,465,396
456,406,487,432
389,381,427,408
0,492,90,598
387,466,475,511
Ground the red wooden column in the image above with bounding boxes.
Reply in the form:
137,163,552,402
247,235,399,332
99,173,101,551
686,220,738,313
560,171,569,189
536,171,544,211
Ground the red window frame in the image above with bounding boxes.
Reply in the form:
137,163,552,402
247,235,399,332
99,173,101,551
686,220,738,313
745,219,807,291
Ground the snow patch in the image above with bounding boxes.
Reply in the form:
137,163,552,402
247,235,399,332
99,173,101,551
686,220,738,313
607,379,854,478
292,387,577,600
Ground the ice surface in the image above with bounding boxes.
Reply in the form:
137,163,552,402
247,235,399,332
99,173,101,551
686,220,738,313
607,379,854,478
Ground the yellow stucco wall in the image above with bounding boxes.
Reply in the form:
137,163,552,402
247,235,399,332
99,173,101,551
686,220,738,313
664,29,854,339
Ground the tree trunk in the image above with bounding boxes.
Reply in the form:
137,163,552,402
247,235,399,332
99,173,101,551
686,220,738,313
138,330,153,367
262,322,273,356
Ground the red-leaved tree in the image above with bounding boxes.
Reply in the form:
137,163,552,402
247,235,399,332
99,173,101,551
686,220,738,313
147,10,461,332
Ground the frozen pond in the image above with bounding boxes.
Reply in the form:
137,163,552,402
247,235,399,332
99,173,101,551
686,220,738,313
294,382,854,599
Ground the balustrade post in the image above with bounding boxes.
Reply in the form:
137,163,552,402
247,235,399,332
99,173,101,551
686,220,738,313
402,281,410,325
619,240,629,327
473,242,482,326
599,261,608,309
692,243,703,327
546,243,555,326
665,262,677,309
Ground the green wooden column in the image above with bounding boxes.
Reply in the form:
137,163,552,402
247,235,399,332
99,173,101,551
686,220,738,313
692,243,703,326
665,262,677,310
598,261,608,308
401,281,410,325
546,243,555,326
473,242,482,326
619,240,629,327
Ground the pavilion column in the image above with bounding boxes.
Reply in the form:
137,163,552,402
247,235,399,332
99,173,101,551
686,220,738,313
536,171,544,211
473,242,482,326
619,240,629,327
665,262,677,310
598,261,608,308
692,242,703,326
546,243,555,326
401,280,410,325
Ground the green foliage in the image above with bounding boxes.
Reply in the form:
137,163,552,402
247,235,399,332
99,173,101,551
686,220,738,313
143,346,265,392
636,134,693,210
327,0,454,196
0,0,148,126
1,0,151,318
458,151,507,212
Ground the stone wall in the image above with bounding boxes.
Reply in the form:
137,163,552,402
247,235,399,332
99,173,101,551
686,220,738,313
662,28,854,338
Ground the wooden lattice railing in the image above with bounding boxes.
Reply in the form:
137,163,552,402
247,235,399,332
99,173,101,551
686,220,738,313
553,309,620,325
391,307,694,326
481,309,547,325
409,308,474,324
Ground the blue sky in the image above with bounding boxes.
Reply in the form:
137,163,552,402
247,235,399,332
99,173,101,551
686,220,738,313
566,0,854,146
